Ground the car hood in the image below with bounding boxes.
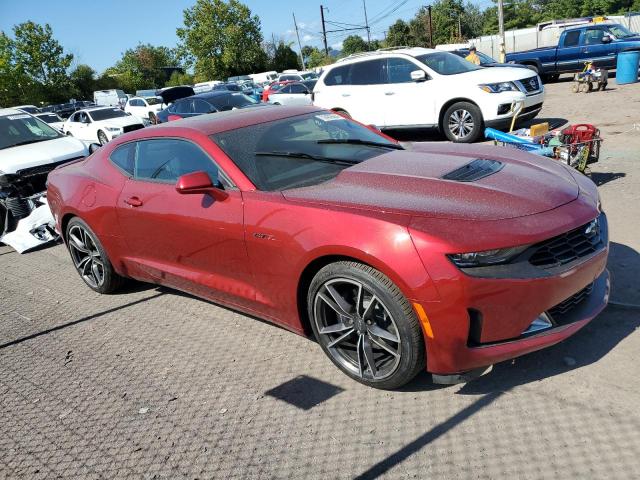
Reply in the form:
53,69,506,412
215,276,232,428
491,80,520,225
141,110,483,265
282,144,579,220
444,66,537,83
0,135,87,174
97,116,144,128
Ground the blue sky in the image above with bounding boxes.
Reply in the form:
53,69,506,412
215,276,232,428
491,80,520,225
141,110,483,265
0,0,444,73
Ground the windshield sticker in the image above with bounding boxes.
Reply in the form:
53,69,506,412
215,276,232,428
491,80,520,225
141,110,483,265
7,114,31,120
315,113,344,122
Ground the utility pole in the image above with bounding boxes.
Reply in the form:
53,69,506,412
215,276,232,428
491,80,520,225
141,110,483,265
497,0,506,62
427,6,434,48
362,0,371,48
320,6,329,55
292,12,306,70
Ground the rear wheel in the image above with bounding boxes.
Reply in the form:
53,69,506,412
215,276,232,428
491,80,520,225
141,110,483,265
308,261,425,389
149,112,157,124
443,102,483,143
97,130,109,145
66,217,124,294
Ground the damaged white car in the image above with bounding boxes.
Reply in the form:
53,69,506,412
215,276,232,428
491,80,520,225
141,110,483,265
0,109,88,252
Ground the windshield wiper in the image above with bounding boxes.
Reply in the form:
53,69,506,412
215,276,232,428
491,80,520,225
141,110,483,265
0,138,52,150
255,151,359,165
316,138,404,150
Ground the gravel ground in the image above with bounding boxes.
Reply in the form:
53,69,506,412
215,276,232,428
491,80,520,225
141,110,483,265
1,79,639,479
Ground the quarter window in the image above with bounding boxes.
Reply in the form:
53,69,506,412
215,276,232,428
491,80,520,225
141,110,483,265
109,143,136,176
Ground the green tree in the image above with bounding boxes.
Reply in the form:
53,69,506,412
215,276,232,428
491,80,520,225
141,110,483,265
165,70,195,87
69,64,96,100
10,21,73,103
307,49,334,69
341,35,368,56
108,44,177,91
0,31,32,106
177,0,267,81
385,20,413,47
271,41,300,71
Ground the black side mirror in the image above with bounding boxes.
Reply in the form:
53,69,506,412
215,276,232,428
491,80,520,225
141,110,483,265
602,35,612,44
88,143,101,154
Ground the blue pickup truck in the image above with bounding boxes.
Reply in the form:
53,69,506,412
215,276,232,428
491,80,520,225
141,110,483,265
506,23,640,80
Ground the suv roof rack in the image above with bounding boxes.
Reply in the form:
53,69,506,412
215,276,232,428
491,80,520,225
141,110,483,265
338,47,419,63
376,46,412,51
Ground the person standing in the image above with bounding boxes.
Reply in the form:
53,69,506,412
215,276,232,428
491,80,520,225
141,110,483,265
465,46,481,65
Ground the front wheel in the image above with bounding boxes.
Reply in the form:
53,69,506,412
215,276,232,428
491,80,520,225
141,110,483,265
97,130,109,145
149,112,157,124
66,217,124,294
443,102,483,143
308,261,425,389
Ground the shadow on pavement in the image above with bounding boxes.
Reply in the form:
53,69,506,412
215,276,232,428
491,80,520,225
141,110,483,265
265,375,344,410
590,171,626,187
0,291,164,350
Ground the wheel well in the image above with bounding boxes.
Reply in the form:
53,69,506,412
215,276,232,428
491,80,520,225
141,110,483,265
60,213,76,242
296,254,373,337
438,98,481,131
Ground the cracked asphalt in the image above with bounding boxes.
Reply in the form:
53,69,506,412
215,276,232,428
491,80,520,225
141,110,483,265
1,80,640,479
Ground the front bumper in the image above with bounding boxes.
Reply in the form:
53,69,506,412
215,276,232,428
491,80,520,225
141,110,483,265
482,88,545,128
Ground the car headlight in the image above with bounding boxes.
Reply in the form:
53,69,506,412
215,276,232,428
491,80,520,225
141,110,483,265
479,82,519,93
448,245,529,267
105,127,121,132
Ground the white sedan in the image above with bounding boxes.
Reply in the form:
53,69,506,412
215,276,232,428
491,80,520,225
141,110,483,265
268,80,316,106
34,112,65,132
62,107,145,145
124,96,163,124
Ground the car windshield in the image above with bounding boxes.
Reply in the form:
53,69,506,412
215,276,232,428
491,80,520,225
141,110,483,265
36,113,63,123
211,111,400,191
477,52,497,64
416,52,482,75
224,84,242,91
303,80,317,90
0,113,61,150
209,93,257,111
609,24,635,38
89,108,128,121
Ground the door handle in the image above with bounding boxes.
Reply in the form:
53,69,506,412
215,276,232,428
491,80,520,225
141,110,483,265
341,93,351,97
384,92,395,95
124,196,143,207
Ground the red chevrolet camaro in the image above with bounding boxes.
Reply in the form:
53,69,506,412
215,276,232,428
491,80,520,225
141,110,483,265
47,106,609,389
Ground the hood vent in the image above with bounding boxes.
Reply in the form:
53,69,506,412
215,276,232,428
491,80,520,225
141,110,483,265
442,158,504,182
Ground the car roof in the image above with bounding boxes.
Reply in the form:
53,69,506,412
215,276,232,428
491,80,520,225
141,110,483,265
336,47,439,65
0,108,29,117
191,90,244,100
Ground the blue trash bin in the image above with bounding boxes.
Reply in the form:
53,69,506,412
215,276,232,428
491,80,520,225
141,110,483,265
616,49,640,85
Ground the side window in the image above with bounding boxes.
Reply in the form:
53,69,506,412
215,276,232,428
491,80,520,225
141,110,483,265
324,65,350,86
279,85,292,94
193,99,212,114
134,139,222,184
174,100,191,114
290,83,307,94
583,28,604,45
109,142,135,176
349,59,387,85
129,99,138,107
387,58,418,83
70,112,79,122
563,30,581,47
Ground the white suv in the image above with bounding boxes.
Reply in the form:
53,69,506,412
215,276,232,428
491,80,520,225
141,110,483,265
313,47,544,142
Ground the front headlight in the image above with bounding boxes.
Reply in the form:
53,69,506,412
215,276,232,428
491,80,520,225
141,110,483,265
479,82,518,93
105,127,121,132
448,245,529,267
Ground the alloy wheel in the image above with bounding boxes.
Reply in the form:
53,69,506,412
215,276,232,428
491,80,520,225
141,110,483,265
448,109,474,140
313,278,402,381
98,131,108,145
67,225,105,289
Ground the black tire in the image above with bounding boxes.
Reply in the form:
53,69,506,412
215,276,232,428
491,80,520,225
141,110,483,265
333,109,351,118
97,130,108,145
65,217,124,294
307,261,425,389
442,101,483,143
272,102,281,105
546,73,560,82
149,112,157,125
525,64,539,74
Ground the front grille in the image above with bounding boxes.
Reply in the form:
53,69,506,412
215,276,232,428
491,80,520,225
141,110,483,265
441,158,504,182
123,124,144,134
521,102,543,114
529,217,604,268
15,157,85,177
548,283,594,317
518,76,541,94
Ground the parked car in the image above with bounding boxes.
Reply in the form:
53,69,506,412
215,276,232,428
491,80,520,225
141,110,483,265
268,80,317,106
0,108,87,236
261,81,294,102
446,48,537,71
62,107,144,145
193,81,223,94
124,96,163,124
34,112,65,131
213,83,243,92
156,90,261,123
277,72,317,82
313,47,545,142
47,105,609,389
506,23,640,80
93,89,128,108
13,105,42,114
135,89,158,98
